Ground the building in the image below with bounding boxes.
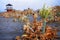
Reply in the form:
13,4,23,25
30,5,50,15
6,4,13,12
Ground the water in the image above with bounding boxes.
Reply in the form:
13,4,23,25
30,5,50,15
0,16,60,40
0,16,34,40
0,17,24,40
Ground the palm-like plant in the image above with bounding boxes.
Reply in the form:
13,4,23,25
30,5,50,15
39,5,53,33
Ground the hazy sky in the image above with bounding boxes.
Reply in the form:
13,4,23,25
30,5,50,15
0,0,60,12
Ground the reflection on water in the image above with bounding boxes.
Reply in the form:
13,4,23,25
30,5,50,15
0,16,60,40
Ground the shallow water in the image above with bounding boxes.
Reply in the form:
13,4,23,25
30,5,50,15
0,17,24,40
0,16,60,40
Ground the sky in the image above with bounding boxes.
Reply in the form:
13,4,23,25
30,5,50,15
0,0,60,12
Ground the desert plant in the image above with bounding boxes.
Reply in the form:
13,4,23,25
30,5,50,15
39,5,53,34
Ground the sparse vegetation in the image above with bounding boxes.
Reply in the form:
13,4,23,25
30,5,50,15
0,5,60,40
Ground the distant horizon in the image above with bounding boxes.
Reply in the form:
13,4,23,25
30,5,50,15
0,0,60,12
